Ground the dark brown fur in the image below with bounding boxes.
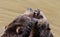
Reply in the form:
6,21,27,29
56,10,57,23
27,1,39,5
31,9,53,37
1,15,38,37
1,8,53,37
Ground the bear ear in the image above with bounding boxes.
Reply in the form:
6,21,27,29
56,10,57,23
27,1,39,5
33,9,40,16
35,9,40,15
26,8,33,12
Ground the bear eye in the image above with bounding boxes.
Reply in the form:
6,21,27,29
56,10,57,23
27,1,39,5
46,28,50,30
16,26,23,34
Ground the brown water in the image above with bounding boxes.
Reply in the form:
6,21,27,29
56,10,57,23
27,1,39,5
0,0,60,37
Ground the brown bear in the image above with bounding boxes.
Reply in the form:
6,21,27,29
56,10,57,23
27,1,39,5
1,15,38,37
